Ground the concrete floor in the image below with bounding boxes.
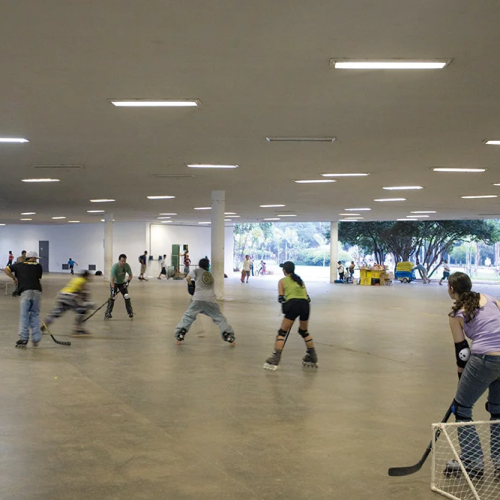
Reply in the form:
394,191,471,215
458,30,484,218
0,273,498,500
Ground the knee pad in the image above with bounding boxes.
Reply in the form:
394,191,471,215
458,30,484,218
124,293,130,300
452,399,473,422
276,329,287,341
298,328,309,338
485,401,500,420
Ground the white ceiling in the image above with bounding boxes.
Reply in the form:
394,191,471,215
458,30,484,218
1,1,500,225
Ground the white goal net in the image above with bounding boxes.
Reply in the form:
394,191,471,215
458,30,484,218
432,420,500,500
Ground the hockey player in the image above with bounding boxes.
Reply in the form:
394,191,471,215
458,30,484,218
105,254,134,319
264,261,318,370
174,258,235,345
42,270,94,336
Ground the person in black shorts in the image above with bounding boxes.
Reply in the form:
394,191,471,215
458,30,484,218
263,261,318,370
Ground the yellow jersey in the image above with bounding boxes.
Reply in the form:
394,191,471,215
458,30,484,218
61,277,87,295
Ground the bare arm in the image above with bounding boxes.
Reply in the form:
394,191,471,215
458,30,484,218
3,267,16,283
278,279,284,296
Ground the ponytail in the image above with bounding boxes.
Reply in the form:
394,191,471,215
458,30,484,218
450,291,481,323
290,272,304,288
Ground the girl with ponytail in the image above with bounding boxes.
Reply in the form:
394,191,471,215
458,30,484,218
444,272,500,478
263,261,318,370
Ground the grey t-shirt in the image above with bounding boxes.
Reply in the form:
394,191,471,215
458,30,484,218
188,268,216,302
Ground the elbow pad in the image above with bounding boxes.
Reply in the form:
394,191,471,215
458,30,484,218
455,340,471,368
278,295,286,304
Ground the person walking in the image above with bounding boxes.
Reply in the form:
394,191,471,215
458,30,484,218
442,272,500,479
138,251,148,281
105,254,134,319
183,252,191,275
337,261,345,282
7,250,14,267
174,258,235,345
16,250,26,263
414,260,431,284
42,270,94,336
241,255,252,283
158,254,168,280
67,257,78,275
439,260,451,286
3,251,43,348
264,261,318,370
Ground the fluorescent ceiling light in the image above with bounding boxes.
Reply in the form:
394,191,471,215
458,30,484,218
159,213,177,215
485,140,500,145
111,99,199,107
147,195,175,199
187,164,238,169
21,212,36,215
20,218,32,221
87,210,105,213
68,221,80,223
345,208,371,211
332,59,450,69
461,195,498,199
22,178,60,183
100,219,115,222
90,199,115,203
52,217,66,220
225,215,240,218
198,222,210,224
0,138,29,143
266,137,336,142
344,217,364,220
339,219,358,222
322,173,369,177
339,213,360,216
264,218,281,221
383,186,423,190
295,179,335,184
397,218,418,221
277,214,297,217
0,223,6,226
433,168,486,173
411,211,436,214
225,212,236,215
407,215,429,218
161,221,173,223
157,216,171,219
374,198,406,202
194,207,211,210
260,204,285,208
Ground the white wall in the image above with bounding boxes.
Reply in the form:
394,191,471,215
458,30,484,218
0,222,234,276
0,222,148,274
150,224,234,275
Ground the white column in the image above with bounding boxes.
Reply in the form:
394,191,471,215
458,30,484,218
104,212,113,280
211,191,225,299
329,221,338,283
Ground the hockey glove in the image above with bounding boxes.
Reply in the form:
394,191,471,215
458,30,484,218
278,295,286,304
187,282,196,296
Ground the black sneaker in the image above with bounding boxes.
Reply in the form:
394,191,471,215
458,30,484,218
444,459,484,480
263,351,282,370
15,339,28,349
175,328,187,344
128,313,134,319
104,313,112,320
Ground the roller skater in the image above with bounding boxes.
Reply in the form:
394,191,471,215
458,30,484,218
174,258,235,345
264,261,318,370
105,254,134,319
42,270,94,337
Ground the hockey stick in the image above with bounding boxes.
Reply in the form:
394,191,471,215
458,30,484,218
41,320,72,347
82,298,111,323
388,404,453,477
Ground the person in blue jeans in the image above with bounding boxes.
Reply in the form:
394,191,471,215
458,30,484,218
174,258,235,345
3,251,43,348
444,272,500,479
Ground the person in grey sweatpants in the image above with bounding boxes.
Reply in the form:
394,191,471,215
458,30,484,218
174,258,235,345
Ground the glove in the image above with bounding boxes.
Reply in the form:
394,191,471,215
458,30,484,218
188,282,196,296
111,287,117,298
278,295,286,304
307,295,311,303
124,280,130,288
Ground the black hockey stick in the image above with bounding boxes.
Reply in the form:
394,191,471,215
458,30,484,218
82,298,111,323
388,404,453,477
41,320,71,347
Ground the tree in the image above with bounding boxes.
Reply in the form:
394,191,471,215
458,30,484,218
338,220,500,275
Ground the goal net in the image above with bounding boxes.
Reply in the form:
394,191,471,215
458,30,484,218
432,420,500,500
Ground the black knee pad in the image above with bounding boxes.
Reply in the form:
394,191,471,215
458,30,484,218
277,329,287,339
485,402,500,420
452,399,472,422
298,328,308,338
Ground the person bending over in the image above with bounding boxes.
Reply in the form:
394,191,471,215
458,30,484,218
443,272,500,479
42,270,94,336
105,254,133,319
264,261,318,370
174,258,235,345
